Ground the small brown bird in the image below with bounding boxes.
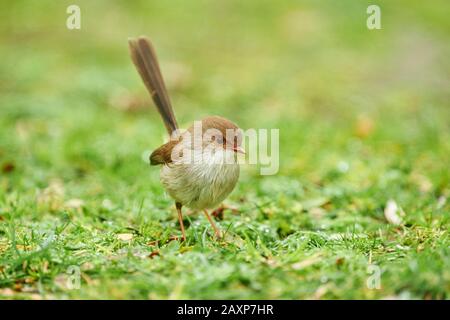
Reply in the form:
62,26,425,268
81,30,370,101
128,36,244,241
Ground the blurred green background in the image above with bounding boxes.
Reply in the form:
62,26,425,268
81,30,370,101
0,0,449,299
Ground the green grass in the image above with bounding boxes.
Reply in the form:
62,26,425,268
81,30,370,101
0,0,449,299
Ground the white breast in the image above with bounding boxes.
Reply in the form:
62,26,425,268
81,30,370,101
160,149,240,209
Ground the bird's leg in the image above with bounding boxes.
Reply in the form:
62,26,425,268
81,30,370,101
176,202,186,242
203,209,221,239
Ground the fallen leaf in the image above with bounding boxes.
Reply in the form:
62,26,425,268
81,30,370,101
148,250,160,259
13,283,23,291
384,199,403,226
2,162,15,173
335,257,345,266
117,233,133,241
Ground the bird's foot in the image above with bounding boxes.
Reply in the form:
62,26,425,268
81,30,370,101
211,205,239,220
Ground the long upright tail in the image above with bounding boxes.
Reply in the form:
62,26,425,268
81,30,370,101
128,36,178,135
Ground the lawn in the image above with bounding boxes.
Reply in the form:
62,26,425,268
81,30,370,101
0,0,449,299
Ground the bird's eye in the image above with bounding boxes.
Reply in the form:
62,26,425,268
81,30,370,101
216,136,223,144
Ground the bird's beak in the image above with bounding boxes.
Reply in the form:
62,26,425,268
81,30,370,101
232,146,246,154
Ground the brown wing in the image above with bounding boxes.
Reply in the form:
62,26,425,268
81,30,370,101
128,36,178,134
149,140,179,165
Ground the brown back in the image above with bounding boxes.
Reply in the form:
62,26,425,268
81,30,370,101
149,116,240,165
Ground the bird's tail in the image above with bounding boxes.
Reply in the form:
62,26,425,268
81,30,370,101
128,36,178,135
